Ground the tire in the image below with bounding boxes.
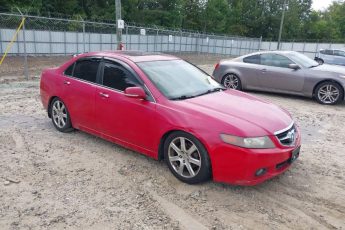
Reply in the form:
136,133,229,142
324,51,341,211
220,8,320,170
222,73,242,90
50,97,74,132
164,131,211,184
316,58,324,65
315,81,344,105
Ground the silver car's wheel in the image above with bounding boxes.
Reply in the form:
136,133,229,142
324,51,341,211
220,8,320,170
50,98,73,132
223,74,241,90
316,82,343,105
168,137,201,178
316,59,324,65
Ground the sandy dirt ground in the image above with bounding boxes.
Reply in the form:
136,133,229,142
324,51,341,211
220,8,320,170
0,56,345,230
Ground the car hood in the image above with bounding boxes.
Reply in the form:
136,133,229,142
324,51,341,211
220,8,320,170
176,90,293,137
312,64,345,75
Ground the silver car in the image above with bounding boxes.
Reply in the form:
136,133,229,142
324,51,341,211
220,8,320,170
212,51,345,105
315,49,345,66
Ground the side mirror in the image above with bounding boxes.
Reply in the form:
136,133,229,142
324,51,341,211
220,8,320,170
288,64,300,70
124,87,146,99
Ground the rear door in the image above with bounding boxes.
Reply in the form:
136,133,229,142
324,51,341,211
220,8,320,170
258,54,305,93
95,59,157,153
61,57,101,132
333,50,345,66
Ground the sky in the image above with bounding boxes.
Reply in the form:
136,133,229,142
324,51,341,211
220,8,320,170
312,0,336,11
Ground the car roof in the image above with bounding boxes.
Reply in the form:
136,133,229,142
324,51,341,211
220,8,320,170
235,50,296,60
76,50,180,63
319,48,345,51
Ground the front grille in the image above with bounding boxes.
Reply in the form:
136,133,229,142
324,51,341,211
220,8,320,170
275,124,297,146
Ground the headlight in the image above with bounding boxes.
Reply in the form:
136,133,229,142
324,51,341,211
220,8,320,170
220,134,275,149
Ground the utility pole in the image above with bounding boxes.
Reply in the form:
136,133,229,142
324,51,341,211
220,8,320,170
115,0,122,50
277,0,287,50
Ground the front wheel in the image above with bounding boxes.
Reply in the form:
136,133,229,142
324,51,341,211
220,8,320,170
50,98,74,132
315,82,344,105
222,73,242,90
164,131,211,184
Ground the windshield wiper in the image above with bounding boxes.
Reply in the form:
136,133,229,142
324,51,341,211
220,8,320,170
309,64,320,68
170,95,197,101
170,87,225,101
195,87,226,97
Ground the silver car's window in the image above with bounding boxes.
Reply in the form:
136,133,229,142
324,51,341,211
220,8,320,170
320,50,334,55
287,52,319,68
260,54,294,68
334,50,345,57
243,55,260,64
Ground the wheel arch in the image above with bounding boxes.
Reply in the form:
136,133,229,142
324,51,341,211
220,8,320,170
221,71,243,89
157,129,211,163
221,71,241,83
314,57,324,63
313,79,345,99
47,96,59,118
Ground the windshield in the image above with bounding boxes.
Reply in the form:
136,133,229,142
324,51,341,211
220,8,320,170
287,52,319,68
137,60,223,100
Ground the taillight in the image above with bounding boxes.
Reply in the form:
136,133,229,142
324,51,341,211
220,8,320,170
214,63,220,70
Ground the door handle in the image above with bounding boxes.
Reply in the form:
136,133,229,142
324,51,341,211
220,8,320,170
99,92,109,98
64,81,70,85
261,69,267,73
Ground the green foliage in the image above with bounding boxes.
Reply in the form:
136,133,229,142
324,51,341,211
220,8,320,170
1,0,344,41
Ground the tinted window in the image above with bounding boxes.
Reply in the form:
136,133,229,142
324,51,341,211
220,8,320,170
287,52,318,68
334,50,345,57
320,50,333,55
64,63,74,76
261,54,294,68
243,55,260,64
73,59,100,83
102,62,140,91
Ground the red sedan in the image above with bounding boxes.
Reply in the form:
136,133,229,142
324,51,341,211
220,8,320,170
40,51,301,186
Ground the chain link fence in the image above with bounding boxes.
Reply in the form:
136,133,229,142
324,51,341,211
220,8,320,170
0,13,261,57
261,39,345,59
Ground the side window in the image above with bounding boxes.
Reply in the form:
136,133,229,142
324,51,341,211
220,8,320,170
243,55,260,64
73,59,100,83
334,50,345,57
261,54,294,68
260,54,275,66
322,50,334,55
102,61,141,91
64,63,74,76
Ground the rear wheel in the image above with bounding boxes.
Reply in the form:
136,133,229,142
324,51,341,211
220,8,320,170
315,82,343,105
50,98,74,132
222,73,242,90
164,131,211,184
316,58,324,65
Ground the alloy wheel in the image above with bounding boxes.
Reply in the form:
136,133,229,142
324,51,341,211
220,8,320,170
317,84,340,104
168,137,201,178
52,100,68,128
223,74,240,89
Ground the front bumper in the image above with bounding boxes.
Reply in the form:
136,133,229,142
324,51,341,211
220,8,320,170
210,132,301,186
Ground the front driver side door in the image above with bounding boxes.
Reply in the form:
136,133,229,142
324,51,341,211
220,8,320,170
95,59,157,155
258,54,305,93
